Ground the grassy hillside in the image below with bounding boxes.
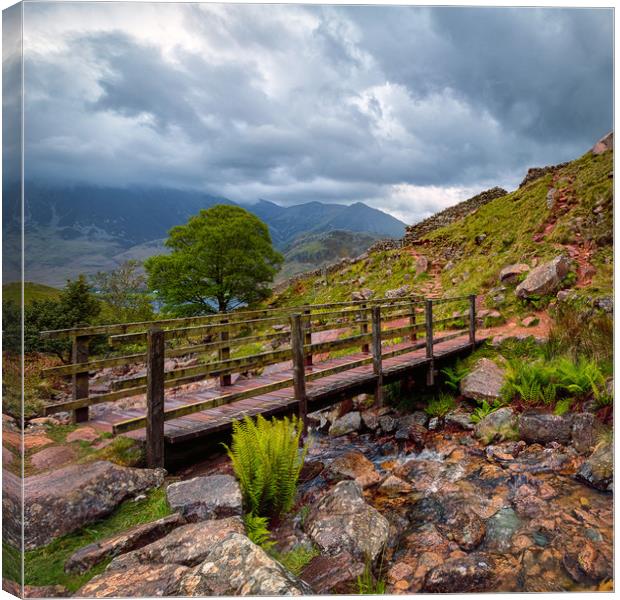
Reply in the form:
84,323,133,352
271,148,613,318
3,282,61,306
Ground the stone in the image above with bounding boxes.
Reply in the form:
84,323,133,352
445,408,475,431
300,551,365,593
360,410,380,431
30,445,77,471
563,538,612,583
594,296,613,314
474,407,517,444
305,480,389,562
21,584,70,598
591,131,613,155
571,413,606,454
441,508,486,551
21,461,165,549
166,474,242,522
179,533,312,596
378,415,398,433
460,358,505,402
415,256,429,274
378,475,413,496
4,431,51,451
66,427,100,443
576,440,613,491
65,513,185,574
515,255,571,299
108,517,245,570
351,288,374,302
324,450,381,489
328,411,361,437
3,446,14,467
75,563,189,597
546,187,556,210
394,422,427,449
475,234,487,245
423,554,496,593
513,484,546,518
519,412,572,444
521,316,540,327
384,285,411,299
499,263,530,284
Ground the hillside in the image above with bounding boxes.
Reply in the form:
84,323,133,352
2,282,61,306
271,140,613,325
10,185,405,286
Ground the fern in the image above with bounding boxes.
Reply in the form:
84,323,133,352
272,545,319,576
554,357,605,400
223,414,309,517
441,361,470,391
244,513,276,551
554,397,572,416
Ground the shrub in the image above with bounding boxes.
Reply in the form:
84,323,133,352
425,393,456,418
224,415,309,517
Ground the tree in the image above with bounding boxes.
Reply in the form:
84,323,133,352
145,205,283,315
92,260,154,323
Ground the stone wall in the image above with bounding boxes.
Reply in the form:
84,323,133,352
402,187,508,245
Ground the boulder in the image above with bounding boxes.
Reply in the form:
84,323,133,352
300,551,364,593
415,256,429,274
23,461,165,549
324,451,381,489
474,407,517,444
423,554,496,593
66,427,100,443
351,288,374,302
179,533,312,596
305,480,389,562
460,358,505,402
65,513,185,574
30,445,77,471
328,411,361,437
445,408,475,431
108,517,245,571
75,563,189,597
592,131,613,155
571,413,606,454
384,285,411,299
515,255,571,299
499,263,529,284
576,440,613,491
519,412,572,444
166,474,242,522
378,415,398,433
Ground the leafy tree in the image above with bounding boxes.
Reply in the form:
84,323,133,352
145,205,283,315
92,260,154,323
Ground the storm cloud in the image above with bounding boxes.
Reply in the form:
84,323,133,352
17,3,612,224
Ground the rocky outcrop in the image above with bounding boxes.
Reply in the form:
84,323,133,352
328,411,361,437
403,187,507,245
518,412,572,444
592,131,613,155
166,474,242,522
577,440,613,491
324,451,381,489
515,255,571,299
65,513,185,574
23,461,165,549
178,533,312,596
518,162,570,188
499,263,529,284
460,358,505,402
305,480,389,562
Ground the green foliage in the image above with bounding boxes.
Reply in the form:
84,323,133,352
273,545,319,576
554,356,605,400
357,561,386,595
425,393,456,418
3,281,61,305
243,513,276,552
145,205,283,316
501,359,556,405
223,415,308,517
554,397,572,416
441,360,470,391
470,399,505,424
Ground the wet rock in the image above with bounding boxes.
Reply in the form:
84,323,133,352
360,410,380,431
65,513,185,574
423,553,496,592
474,407,517,444
378,415,398,433
571,413,606,454
22,461,165,549
108,517,245,570
305,480,389,562
445,408,474,431
394,419,428,449
441,507,486,551
515,255,571,299
75,563,189,597
460,358,505,402
513,484,546,518
484,508,522,553
499,263,530,284
576,440,613,491
166,474,242,522
563,537,612,583
329,411,361,437
179,533,312,595
324,450,381,489
404,523,450,556
519,412,572,444
300,551,364,593
378,475,413,496
30,446,77,471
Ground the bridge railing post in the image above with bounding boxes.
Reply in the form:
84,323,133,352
303,309,313,367
290,314,308,434
410,299,417,343
361,303,370,353
219,317,232,386
71,333,90,423
146,327,165,469
469,294,476,347
425,299,435,386
371,306,383,405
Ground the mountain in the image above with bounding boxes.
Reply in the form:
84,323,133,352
7,184,406,286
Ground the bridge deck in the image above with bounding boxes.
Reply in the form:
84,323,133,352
89,332,486,445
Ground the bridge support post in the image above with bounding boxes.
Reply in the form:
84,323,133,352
371,306,383,406
425,299,435,386
469,294,476,347
290,314,308,435
219,318,232,386
146,328,165,469
72,334,90,423
361,303,370,353
303,309,313,367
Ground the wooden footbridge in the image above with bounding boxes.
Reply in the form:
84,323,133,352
41,295,485,467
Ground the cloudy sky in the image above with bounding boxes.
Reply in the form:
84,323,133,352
14,3,614,224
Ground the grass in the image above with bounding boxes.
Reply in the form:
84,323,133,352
273,545,319,576
23,486,171,592
3,282,61,305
